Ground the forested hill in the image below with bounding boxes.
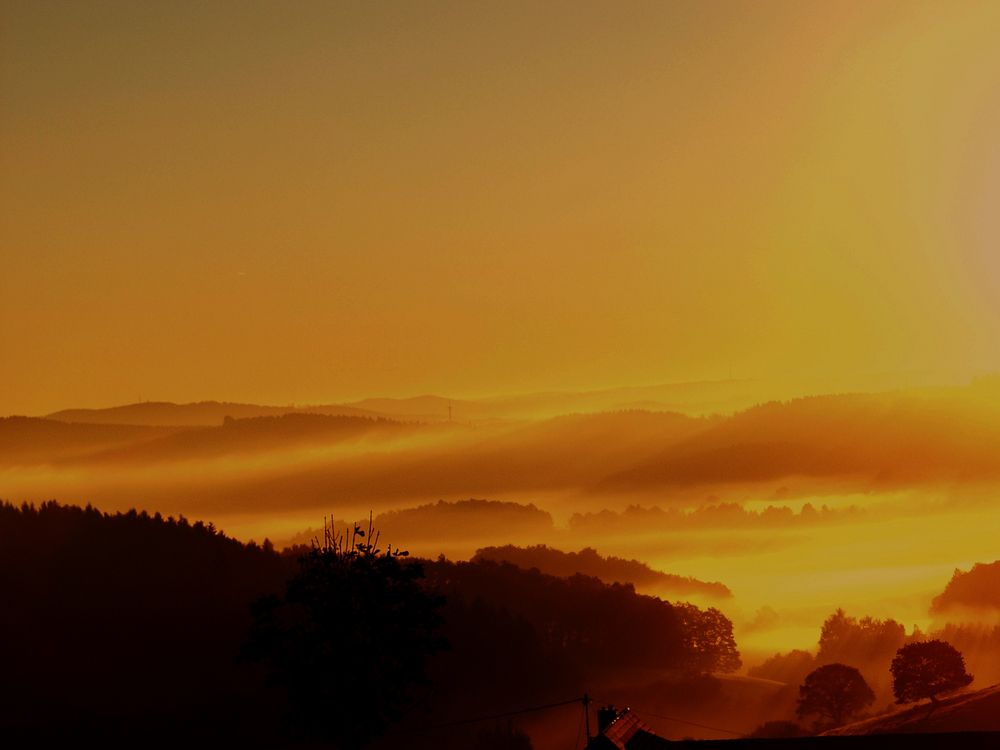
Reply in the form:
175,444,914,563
0,501,740,745
0,501,293,740
472,544,732,598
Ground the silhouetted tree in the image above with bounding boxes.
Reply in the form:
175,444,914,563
814,608,910,697
890,640,973,705
817,609,906,667
676,603,742,673
932,561,1000,614
421,558,741,682
244,518,446,748
0,501,741,745
931,622,1000,688
796,663,875,728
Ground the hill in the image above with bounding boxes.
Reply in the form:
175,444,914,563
277,499,555,553
477,378,762,419
0,500,742,746
0,416,178,465
471,544,731,598
46,400,380,426
602,389,1000,491
824,684,1000,735
346,394,491,420
0,500,291,740
932,560,1000,614
24,383,1000,520
81,413,418,464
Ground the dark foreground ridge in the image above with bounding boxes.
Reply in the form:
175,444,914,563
0,501,740,747
588,707,1000,748
587,694,1000,749
666,735,1000,749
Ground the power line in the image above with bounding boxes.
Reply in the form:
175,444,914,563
639,710,743,737
392,692,743,741
399,696,584,733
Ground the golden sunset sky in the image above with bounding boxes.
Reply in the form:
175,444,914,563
3,1,1000,415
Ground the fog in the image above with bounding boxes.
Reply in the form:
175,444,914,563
6,384,1000,664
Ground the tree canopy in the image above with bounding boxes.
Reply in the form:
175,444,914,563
796,663,875,728
0,500,743,747
890,640,974,704
244,520,446,748
817,608,906,666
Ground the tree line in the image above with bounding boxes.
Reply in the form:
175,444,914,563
0,501,741,747
749,609,976,738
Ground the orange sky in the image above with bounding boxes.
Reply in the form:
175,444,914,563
3,1,1000,415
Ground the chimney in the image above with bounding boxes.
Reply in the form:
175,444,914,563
597,705,618,735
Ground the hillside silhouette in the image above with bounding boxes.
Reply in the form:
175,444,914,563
922,561,1000,687
0,500,292,741
18,384,1000,515
279,500,556,551
824,683,1000,736
411,558,741,736
471,544,731,598
169,409,710,511
568,502,862,534
932,560,1000,615
0,416,179,465
81,413,420,464
603,388,1000,491
346,394,489,420
46,399,374,426
0,500,742,744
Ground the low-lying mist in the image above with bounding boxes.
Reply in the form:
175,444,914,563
6,381,1000,662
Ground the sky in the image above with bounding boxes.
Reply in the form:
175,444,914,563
3,1,1000,415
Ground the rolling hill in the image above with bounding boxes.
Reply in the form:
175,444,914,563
46,400,381,427
825,684,1000,735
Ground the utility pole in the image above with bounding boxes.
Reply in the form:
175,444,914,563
582,693,591,746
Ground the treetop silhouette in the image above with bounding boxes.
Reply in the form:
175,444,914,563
243,514,446,748
891,640,974,704
796,662,875,728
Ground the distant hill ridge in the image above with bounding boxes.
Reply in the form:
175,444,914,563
932,560,1000,614
0,416,180,465
46,400,382,427
1,412,422,466
39,377,772,427
278,499,555,549
27,381,1000,499
82,412,418,464
472,543,732,598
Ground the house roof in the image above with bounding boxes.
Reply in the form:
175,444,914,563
590,708,657,750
